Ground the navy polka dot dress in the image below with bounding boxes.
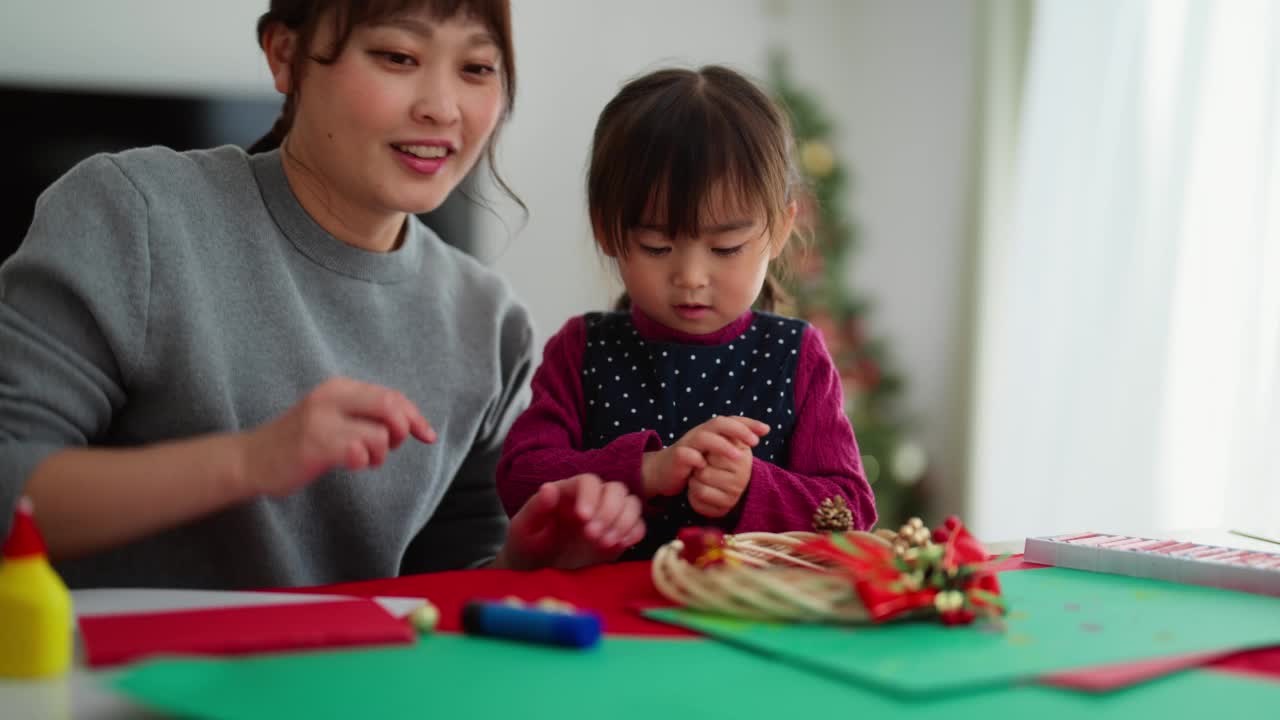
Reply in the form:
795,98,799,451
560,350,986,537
580,310,807,559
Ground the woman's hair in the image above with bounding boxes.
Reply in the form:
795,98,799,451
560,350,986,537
587,65,803,313
249,0,520,208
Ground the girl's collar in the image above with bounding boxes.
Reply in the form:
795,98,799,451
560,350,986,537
630,306,755,346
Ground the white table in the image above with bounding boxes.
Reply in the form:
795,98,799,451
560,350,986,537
0,590,425,720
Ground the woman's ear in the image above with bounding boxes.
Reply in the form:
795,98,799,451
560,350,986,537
262,23,298,95
770,200,798,260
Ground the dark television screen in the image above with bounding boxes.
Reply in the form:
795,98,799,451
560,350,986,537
1,84,472,265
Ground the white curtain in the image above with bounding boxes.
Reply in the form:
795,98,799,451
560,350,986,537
969,0,1280,542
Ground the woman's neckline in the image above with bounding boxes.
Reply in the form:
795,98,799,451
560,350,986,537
250,149,423,284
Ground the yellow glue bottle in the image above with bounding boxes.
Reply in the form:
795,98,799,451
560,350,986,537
0,497,73,678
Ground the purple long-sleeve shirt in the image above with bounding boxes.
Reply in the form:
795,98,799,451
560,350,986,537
496,308,876,534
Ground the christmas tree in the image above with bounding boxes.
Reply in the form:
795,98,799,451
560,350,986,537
768,51,928,529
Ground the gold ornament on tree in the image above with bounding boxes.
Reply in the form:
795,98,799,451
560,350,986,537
799,140,836,178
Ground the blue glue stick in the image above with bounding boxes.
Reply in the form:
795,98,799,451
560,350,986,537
461,601,602,649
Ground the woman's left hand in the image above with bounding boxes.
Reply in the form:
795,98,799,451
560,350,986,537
495,474,645,570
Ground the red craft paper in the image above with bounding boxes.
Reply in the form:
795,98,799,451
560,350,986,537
78,598,415,668
1040,651,1230,691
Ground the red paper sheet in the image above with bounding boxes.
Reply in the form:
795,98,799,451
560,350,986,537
78,598,415,668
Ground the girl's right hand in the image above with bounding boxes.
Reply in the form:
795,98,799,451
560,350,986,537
239,377,437,498
640,416,769,498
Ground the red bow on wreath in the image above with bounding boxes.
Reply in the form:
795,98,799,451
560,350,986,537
798,516,1006,626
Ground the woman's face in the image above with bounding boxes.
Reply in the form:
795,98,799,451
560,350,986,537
278,10,505,223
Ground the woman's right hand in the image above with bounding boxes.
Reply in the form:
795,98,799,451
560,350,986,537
640,416,769,498
239,377,437,498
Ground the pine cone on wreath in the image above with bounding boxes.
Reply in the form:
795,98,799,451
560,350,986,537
812,496,854,532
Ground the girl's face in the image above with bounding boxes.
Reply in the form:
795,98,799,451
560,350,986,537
613,190,795,335
270,10,504,237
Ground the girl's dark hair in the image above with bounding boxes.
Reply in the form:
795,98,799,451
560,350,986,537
588,65,802,313
249,0,520,209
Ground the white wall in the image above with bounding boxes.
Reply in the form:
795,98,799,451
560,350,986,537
0,1,271,95
0,0,979,522
771,0,979,519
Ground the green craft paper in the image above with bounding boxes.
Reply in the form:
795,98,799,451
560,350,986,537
112,634,1280,720
644,567,1280,695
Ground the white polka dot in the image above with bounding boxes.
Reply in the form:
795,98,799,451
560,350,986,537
615,375,620,381
711,413,718,418
753,396,758,401
725,400,732,405
729,344,735,350
787,378,792,383
658,414,664,420
675,369,680,375
753,349,758,355
641,383,647,388
714,386,719,391
662,351,668,357
690,354,696,360
752,368,758,373
791,349,797,355
605,402,610,407
715,358,720,364
766,408,772,413
682,416,688,422
729,371,735,376
792,329,797,334
608,356,613,362
631,408,637,414
623,393,629,398
614,420,620,426
686,387,692,392
649,398,655,403
632,366,637,371
778,320,784,326
589,400,595,405
788,409,793,415
701,373,707,378
741,360,746,366
765,353,771,358
778,339,784,344
661,382,666,387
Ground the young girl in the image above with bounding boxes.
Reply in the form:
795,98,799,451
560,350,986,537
497,66,877,559
0,0,641,588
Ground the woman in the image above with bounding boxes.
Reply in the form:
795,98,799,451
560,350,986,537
0,0,643,589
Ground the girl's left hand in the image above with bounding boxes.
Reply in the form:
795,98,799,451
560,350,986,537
688,440,753,518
